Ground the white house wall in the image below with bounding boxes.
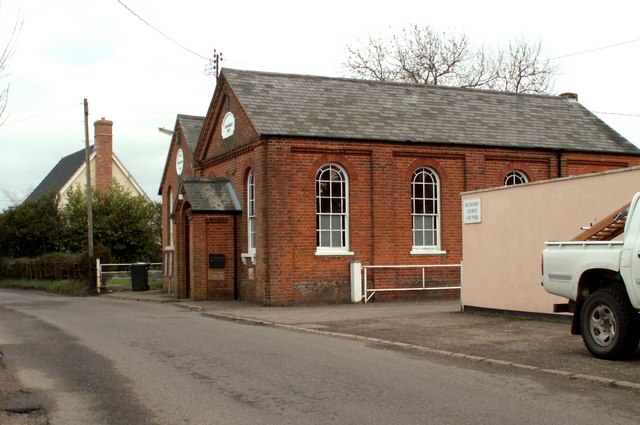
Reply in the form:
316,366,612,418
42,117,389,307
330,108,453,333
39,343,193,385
58,154,146,207
112,154,147,199
58,154,96,207
461,166,640,314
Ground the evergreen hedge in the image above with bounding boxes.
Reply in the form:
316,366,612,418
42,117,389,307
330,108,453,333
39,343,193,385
0,245,112,292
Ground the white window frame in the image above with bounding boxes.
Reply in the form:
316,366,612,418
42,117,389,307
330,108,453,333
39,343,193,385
240,170,257,265
247,170,256,256
315,163,353,256
163,249,173,277
168,188,174,248
411,167,445,255
504,170,528,186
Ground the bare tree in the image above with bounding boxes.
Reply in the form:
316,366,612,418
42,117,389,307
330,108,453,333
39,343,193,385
487,39,556,94
2,189,22,207
0,5,22,123
393,26,470,85
345,34,395,81
345,25,556,94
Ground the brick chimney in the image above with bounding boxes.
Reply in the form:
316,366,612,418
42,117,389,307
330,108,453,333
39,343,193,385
560,92,578,101
94,118,113,192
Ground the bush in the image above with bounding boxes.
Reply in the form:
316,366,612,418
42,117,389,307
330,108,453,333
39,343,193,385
2,253,83,280
0,244,113,294
0,183,161,262
0,192,62,258
0,279,93,296
62,183,161,263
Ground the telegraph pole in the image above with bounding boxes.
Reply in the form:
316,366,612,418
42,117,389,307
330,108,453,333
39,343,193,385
83,99,94,257
204,50,222,79
214,50,222,79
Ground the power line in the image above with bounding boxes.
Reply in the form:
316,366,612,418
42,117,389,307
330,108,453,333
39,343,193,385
116,0,211,61
593,110,640,118
3,102,81,126
551,37,640,61
114,3,640,120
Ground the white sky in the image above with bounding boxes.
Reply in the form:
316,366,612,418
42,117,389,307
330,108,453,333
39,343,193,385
1,0,639,211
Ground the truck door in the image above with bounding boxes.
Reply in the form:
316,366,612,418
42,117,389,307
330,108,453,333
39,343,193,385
623,197,640,309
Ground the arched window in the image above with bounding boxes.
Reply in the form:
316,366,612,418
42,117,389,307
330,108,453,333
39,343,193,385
412,168,440,251
168,187,174,247
504,170,528,186
316,164,349,252
247,170,256,254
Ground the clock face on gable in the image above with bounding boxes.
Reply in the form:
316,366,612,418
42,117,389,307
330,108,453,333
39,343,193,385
176,148,184,175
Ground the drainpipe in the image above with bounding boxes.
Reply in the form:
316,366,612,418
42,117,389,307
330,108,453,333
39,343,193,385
557,150,563,178
556,93,578,179
233,214,239,300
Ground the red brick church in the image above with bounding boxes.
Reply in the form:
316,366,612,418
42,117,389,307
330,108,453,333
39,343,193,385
158,69,640,304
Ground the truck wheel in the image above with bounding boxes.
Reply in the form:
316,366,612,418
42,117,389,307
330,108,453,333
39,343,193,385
580,289,640,360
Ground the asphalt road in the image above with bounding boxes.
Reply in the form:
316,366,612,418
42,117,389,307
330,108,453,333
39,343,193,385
2,289,640,425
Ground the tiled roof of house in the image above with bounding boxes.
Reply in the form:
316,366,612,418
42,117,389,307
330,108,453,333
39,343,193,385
177,114,204,155
24,146,95,203
182,177,242,213
222,68,639,154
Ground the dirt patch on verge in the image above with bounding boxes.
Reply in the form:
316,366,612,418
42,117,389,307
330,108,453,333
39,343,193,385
0,352,48,425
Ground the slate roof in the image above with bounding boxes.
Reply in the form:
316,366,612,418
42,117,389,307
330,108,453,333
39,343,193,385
181,178,242,213
25,146,95,203
177,114,204,155
222,68,639,155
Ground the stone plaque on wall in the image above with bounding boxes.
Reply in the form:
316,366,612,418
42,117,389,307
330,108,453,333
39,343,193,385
208,269,225,281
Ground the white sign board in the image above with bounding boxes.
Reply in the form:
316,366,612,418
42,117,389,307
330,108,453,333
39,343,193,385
175,148,184,175
222,112,235,139
463,198,482,224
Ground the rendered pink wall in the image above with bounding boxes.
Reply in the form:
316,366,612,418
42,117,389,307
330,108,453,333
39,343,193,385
461,166,640,314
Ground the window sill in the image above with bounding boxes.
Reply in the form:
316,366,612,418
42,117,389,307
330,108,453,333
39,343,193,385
410,249,447,255
241,252,256,265
315,250,355,257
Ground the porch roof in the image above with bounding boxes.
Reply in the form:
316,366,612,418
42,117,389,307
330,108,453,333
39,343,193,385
181,178,241,213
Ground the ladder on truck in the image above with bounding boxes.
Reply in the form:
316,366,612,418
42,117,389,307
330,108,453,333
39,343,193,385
572,203,630,241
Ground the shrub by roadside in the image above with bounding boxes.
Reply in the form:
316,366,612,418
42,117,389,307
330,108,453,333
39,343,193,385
0,280,93,296
0,277,163,295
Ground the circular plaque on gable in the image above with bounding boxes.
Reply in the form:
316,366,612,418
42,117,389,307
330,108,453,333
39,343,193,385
222,112,235,139
176,148,184,175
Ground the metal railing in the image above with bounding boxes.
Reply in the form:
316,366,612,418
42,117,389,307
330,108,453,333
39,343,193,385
95,259,162,293
362,263,462,303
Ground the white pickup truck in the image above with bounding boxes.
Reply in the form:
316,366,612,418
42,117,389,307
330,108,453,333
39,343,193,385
542,192,640,360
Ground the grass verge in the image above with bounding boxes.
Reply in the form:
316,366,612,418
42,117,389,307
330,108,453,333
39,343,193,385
0,276,163,296
105,278,163,291
0,279,94,296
